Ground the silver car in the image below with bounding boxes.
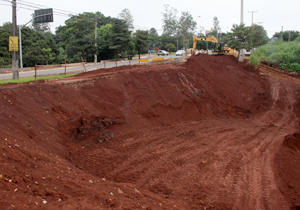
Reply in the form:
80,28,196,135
157,50,169,56
176,50,185,56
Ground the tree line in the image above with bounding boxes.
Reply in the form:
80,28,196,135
0,5,299,68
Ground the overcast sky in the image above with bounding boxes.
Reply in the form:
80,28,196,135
0,0,298,38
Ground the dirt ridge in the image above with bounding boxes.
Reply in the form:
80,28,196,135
0,54,299,209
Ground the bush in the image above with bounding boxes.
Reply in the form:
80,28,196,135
165,43,176,52
289,63,300,72
250,39,300,72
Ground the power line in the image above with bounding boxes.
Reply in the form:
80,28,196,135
2,0,78,17
15,2,72,16
0,3,10,6
18,0,77,15
17,6,70,17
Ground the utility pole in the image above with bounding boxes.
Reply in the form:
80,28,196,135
94,18,97,63
12,0,18,69
185,19,188,55
248,11,258,25
281,26,283,41
239,0,244,63
240,0,244,24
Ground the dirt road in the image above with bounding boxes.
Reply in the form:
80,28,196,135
0,54,299,209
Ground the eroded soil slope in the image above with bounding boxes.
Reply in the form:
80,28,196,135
0,54,299,209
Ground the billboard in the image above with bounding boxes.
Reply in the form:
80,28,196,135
34,8,53,24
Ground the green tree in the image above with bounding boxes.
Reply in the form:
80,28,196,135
55,12,105,62
133,30,149,59
206,30,218,38
118,8,134,31
127,40,136,57
178,11,197,50
109,19,131,58
162,4,178,36
58,47,67,63
227,24,252,51
165,43,176,52
149,28,158,36
250,24,269,48
273,30,300,42
66,33,97,62
0,22,12,67
149,27,161,51
213,16,220,31
212,16,221,40
21,27,54,66
41,48,55,65
97,24,114,60
31,13,51,33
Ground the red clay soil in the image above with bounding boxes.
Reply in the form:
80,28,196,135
0,54,300,210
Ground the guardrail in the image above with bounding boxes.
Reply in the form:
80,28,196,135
0,56,183,80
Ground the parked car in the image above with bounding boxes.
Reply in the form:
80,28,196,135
157,50,169,56
176,50,185,56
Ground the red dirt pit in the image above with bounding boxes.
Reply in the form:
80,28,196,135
0,54,300,210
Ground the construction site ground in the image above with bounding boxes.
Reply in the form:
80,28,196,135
0,54,300,210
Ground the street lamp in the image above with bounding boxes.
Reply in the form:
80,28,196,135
19,19,35,70
19,13,52,70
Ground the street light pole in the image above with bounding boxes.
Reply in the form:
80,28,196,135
19,14,50,70
19,26,23,70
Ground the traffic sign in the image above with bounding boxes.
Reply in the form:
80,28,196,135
34,8,53,24
9,36,18,51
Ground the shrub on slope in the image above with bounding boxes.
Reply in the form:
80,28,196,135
250,37,300,72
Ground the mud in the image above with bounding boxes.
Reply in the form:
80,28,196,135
0,54,300,209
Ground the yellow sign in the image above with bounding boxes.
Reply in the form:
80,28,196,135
153,58,164,61
139,59,149,62
9,36,18,51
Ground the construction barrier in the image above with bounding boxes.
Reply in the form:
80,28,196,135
153,58,164,62
139,59,149,65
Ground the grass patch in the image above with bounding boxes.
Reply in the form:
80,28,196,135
0,73,79,85
250,37,300,72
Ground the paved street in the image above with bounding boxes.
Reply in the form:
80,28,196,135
0,55,180,80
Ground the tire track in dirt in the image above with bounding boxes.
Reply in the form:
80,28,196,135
2,55,300,209
81,72,300,209
56,59,300,209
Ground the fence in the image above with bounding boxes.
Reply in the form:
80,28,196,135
0,56,183,80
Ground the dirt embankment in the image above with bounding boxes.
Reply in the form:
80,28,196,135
0,54,300,210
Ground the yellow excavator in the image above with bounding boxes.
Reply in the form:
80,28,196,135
192,35,234,55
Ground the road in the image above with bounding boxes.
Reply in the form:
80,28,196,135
0,55,179,80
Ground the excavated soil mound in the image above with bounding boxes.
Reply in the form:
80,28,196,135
0,54,300,210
